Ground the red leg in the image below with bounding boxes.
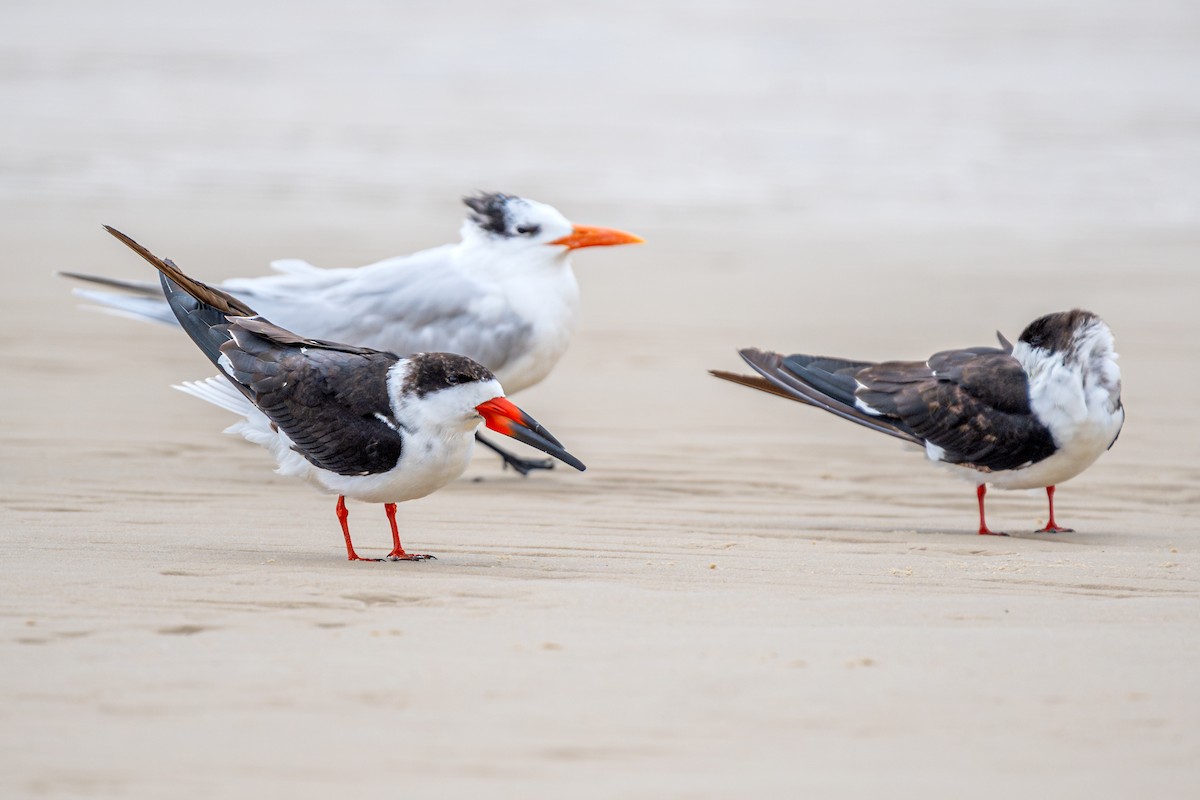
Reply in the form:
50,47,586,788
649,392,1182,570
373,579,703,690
337,496,379,562
976,484,1008,536
385,502,436,561
1036,485,1074,533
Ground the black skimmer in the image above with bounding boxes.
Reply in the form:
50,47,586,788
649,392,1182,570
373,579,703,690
104,226,586,561
64,193,642,475
711,310,1124,535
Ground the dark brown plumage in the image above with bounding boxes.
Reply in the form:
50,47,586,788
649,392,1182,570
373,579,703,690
220,326,405,476
105,225,408,477
103,225,255,317
711,311,1123,536
716,341,1057,474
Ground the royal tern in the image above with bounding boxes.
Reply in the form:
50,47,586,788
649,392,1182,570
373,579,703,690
711,310,1124,535
104,226,585,561
65,193,641,474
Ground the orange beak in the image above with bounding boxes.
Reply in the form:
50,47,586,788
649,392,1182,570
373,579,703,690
550,224,644,250
476,397,586,472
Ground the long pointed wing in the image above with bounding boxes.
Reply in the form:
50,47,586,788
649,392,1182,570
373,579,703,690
730,348,924,445
104,227,406,477
715,342,1059,472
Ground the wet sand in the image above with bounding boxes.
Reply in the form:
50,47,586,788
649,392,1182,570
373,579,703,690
2,1,1198,797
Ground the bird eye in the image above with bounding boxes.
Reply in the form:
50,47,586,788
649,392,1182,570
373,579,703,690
515,224,541,236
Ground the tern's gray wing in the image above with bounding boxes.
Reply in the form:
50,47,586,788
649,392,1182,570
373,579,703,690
69,243,536,373
221,247,535,375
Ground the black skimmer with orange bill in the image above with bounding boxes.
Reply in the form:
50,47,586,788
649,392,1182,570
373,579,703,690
104,226,585,561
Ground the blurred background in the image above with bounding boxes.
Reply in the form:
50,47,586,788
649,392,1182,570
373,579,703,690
6,0,1198,231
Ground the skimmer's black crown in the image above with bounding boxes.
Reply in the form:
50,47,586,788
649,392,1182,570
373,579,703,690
402,352,496,398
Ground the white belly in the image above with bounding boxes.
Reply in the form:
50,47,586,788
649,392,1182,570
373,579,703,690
309,428,477,504
226,407,478,505
928,407,1124,490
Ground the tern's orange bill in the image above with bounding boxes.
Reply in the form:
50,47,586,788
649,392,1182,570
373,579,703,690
550,224,644,250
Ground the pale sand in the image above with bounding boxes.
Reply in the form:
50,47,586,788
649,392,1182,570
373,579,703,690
2,2,1199,797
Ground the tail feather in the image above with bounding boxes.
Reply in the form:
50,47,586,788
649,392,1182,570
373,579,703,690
59,270,162,295
71,288,177,325
175,376,258,417
709,370,818,405
727,347,923,446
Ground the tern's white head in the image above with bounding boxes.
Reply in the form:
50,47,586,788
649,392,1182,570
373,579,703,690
459,192,643,267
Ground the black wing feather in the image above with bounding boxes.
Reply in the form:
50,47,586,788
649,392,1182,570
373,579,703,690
221,326,404,476
718,341,1059,473
864,351,1056,471
105,226,405,477
732,349,923,444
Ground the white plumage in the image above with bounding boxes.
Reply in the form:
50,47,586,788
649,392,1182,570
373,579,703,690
71,193,640,395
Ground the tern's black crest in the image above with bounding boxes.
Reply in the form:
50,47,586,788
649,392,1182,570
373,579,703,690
401,353,495,398
463,192,515,236
1018,309,1097,353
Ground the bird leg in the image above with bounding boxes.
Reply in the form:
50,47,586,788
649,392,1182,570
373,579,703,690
976,485,1008,536
337,495,380,562
475,432,555,476
384,502,436,561
1036,485,1074,533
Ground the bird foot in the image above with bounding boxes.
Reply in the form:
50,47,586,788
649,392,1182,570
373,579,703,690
499,454,556,477
978,528,1009,537
385,552,437,562
1035,524,1074,534
476,433,556,476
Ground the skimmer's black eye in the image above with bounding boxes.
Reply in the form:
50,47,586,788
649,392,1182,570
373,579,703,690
515,224,541,236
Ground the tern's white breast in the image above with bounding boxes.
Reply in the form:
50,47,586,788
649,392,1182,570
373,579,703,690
488,265,580,394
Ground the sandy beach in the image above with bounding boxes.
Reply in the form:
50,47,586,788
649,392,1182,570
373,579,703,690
2,1,1199,797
